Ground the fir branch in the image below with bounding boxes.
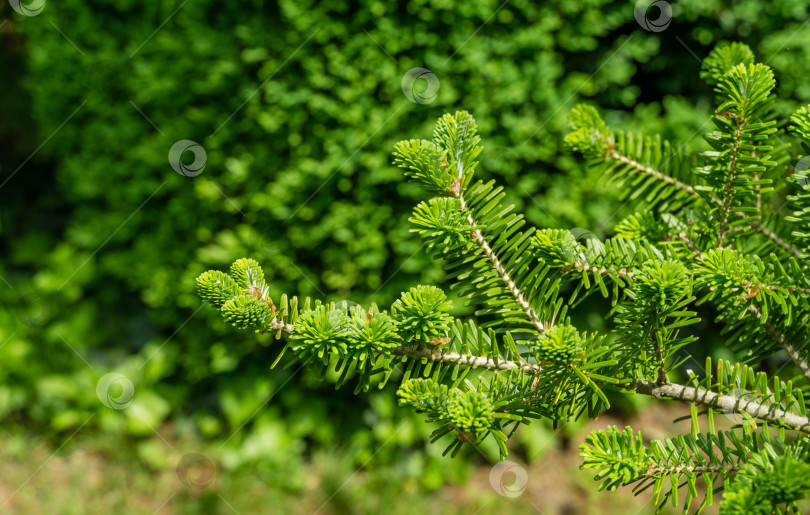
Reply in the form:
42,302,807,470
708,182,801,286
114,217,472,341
261,301,541,373
237,303,810,432
319,323,810,432
455,190,547,335
671,232,704,258
261,312,810,432
631,380,810,433
565,106,704,213
717,119,746,247
199,70,810,509
747,304,810,382
268,319,295,334
562,261,635,278
391,345,539,373
645,463,740,478
749,220,804,258
607,150,700,199
651,328,669,385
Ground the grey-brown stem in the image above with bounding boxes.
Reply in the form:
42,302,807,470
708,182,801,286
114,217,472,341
607,152,699,198
456,193,547,335
267,303,810,431
645,463,739,478
746,304,810,383
392,346,539,373
634,380,810,434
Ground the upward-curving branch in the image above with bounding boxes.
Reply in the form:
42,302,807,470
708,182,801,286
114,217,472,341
197,43,810,514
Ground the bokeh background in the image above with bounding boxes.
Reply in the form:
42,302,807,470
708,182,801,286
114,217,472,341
1,0,810,513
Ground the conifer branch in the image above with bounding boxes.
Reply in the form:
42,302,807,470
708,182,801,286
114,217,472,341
717,120,746,247
563,261,635,278
673,232,704,258
398,338,810,432
222,301,810,432
456,191,547,335
650,329,669,385
393,345,810,432
746,304,810,382
262,311,810,432
268,319,294,334
267,310,541,372
645,463,740,478
749,220,804,258
607,151,700,199
198,59,810,510
394,341,810,432
631,380,810,433
391,346,539,373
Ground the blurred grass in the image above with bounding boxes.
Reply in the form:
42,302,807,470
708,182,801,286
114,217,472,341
0,405,701,515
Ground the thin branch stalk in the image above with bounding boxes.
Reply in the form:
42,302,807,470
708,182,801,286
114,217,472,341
606,148,803,258
607,152,699,198
397,346,810,433
674,232,704,258
456,192,547,335
650,328,669,385
749,220,804,258
645,462,739,478
564,261,634,278
717,121,746,247
634,380,810,434
269,315,810,432
392,346,539,373
746,304,810,382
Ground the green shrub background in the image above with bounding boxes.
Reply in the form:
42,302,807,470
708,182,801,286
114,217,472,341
2,0,810,491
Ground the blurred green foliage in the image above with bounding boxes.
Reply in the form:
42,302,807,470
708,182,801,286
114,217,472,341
1,0,809,483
